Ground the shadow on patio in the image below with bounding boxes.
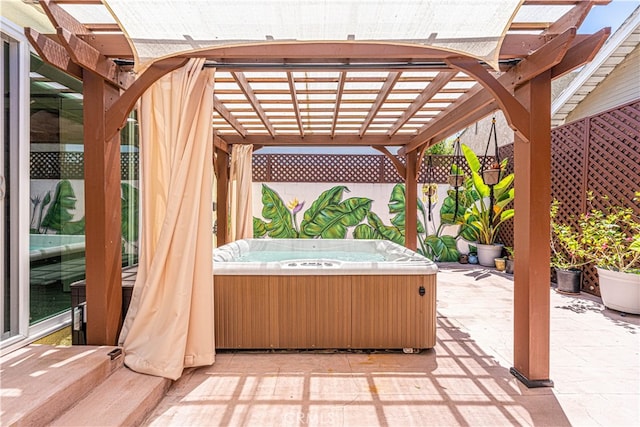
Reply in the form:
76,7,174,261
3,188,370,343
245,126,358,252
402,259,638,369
143,315,569,426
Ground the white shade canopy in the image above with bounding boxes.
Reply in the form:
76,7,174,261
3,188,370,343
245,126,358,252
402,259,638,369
101,0,523,71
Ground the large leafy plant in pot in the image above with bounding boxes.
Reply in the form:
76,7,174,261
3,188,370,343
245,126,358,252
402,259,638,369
579,192,640,314
551,200,589,293
457,144,514,267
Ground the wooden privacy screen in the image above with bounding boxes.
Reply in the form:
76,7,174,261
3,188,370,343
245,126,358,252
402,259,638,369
253,153,488,184
500,100,640,295
567,101,640,295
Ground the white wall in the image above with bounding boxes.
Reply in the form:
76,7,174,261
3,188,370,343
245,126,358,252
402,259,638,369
566,44,640,123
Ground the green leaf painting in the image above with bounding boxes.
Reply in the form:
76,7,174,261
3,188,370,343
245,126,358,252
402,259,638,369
260,184,298,238
251,181,468,263
352,224,381,239
425,234,459,262
366,211,404,244
301,197,372,239
388,184,406,214
40,180,78,232
253,217,267,237
299,186,349,238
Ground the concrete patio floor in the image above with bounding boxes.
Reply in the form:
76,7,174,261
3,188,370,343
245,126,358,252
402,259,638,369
143,264,640,426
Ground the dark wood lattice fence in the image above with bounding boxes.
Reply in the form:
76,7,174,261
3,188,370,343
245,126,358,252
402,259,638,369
30,152,139,180
499,100,640,295
253,153,489,184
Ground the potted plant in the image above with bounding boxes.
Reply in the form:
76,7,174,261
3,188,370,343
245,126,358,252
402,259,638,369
578,192,640,313
482,162,502,186
504,246,514,274
457,144,514,267
551,200,588,294
448,164,465,188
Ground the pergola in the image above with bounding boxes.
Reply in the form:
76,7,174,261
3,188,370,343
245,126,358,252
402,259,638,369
26,0,610,387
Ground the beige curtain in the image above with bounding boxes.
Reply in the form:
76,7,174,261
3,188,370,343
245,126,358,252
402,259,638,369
229,144,253,240
118,58,215,380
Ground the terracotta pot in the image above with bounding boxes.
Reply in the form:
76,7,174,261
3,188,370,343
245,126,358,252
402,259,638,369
448,174,465,188
482,168,501,185
494,258,506,271
596,267,640,314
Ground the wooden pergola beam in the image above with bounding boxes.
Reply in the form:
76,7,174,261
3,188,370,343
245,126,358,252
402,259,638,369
232,71,276,137
551,27,611,78
546,0,593,34
214,96,249,138
223,134,407,146
387,71,456,137
214,134,229,152
56,28,119,85
215,148,230,246
331,72,347,138
24,28,82,80
359,72,401,137
403,27,577,153
287,72,305,137
83,72,122,345
40,0,90,35
511,69,554,388
77,33,133,58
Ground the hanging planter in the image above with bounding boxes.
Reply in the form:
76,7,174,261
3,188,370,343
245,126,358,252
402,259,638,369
448,174,465,188
482,164,501,185
423,156,438,223
422,182,437,197
481,117,502,187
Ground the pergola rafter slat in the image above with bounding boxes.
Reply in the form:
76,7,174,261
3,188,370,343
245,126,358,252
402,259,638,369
232,71,276,137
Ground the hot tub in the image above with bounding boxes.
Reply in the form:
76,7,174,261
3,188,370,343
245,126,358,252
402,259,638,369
213,239,437,350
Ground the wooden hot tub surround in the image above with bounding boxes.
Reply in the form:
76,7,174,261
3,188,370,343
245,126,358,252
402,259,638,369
213,239,437,350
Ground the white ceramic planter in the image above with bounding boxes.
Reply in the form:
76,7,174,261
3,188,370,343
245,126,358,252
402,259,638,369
596,267,640,314
476,243,503,267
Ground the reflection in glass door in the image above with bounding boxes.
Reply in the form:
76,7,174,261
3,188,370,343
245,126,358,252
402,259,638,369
1,35,18,340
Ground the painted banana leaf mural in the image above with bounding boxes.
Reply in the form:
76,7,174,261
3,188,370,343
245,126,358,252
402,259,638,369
301,197,372,239
259,184,298,238
254,184,371,239
299,186,349,238
252,182,463,262
40,180,85,234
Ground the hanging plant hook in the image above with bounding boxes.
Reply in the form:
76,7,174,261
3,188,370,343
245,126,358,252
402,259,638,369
448,137,464,221
481,116,501,230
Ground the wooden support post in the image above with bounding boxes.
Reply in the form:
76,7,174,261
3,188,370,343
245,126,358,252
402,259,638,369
83,72,123,345
405,150,418,251
510,70,553,388
215,148,230,245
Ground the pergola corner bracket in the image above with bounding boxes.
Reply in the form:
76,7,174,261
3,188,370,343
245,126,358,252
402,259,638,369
446,57,530,142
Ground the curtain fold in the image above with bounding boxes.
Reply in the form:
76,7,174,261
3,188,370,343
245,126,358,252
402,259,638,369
229,144,253,241
118,58,215,380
